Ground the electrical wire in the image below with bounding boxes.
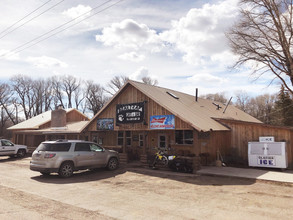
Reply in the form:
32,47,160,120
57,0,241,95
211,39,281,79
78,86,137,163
0,0,54,36
0,0,123,58
0,0,65,40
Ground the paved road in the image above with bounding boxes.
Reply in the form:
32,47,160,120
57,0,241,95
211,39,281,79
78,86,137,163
1,157,293,220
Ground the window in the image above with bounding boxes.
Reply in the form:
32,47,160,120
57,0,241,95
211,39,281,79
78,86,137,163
90,144,104,152
75,143,91,151
117,131,124,145
175,130,193,145
1,140,14,146
37,143,71,152
126,131,131,146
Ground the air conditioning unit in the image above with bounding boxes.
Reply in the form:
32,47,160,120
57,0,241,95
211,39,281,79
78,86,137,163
248,139,287,169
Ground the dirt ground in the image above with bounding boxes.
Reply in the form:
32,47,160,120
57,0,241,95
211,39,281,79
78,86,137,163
1,156,293,220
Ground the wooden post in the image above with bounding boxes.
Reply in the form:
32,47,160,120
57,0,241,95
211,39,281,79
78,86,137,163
140,130,148,166
143,131,146,154
119,130,128,164
123,131,126,153
192,129,201,172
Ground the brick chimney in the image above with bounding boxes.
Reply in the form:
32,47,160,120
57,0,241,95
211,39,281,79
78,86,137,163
51,107,66,129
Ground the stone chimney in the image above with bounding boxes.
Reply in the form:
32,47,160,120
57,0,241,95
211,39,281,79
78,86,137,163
51,107,66,129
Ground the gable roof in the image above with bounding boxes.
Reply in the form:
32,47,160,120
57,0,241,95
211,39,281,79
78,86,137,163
90,80,262,132
8,108,89,130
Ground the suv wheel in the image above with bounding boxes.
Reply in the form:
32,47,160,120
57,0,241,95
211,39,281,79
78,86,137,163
58,162,74,178
17,149,26,158
107,157,118,171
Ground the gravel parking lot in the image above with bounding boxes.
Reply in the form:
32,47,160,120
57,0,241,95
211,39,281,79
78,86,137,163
1,156,293,220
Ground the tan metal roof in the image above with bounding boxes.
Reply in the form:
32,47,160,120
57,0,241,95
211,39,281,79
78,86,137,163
92,80,262,132
7,108,87,130
39,121,89,134
13,121,89,134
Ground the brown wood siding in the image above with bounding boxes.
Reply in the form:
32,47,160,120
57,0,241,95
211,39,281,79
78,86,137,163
218,119,293,168
197,130,231,165
39,121,51,129
66,110,88,122
87,84,192,131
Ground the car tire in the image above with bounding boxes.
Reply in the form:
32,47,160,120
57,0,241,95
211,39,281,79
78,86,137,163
17,149,26,158
58,162,74,178
107,157,118,171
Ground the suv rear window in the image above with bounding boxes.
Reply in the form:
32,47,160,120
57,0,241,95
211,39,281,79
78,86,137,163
37,143,71,152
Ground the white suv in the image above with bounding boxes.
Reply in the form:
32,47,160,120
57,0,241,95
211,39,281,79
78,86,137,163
30,140,119,178
0,139,28,158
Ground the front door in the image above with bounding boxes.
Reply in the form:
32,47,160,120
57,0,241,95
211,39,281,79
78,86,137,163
158,134,167,150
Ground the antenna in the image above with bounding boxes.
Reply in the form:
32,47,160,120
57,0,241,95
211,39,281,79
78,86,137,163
213,102,222,110
223,97,233,114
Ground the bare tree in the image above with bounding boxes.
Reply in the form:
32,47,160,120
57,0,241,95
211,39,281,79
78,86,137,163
43,78,54,111
227,0,293,95
234,90,251,112
74,84,85,111
105,75,129,96
0,83,17,125
200,92,228,103
85,81,109,115
51,76,64,108
61,75,81,108
142,76,158,86
10,75,35,120
248,94,277,124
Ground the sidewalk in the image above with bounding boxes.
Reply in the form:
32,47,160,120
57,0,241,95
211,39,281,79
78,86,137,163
197,166,293,184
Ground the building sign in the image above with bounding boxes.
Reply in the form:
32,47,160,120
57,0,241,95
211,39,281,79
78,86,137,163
257,156,276,166
259,136,275,142
116,102,144,124
150,115,175,130
97,118,114,130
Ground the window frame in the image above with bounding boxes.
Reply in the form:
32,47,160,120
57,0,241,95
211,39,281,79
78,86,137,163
175,130,193,145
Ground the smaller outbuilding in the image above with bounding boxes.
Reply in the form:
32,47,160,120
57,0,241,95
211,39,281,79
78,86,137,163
8,107,89,152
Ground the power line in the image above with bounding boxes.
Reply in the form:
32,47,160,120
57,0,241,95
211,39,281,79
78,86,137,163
0,0,123,57
0,0,54,36
0,0,65,40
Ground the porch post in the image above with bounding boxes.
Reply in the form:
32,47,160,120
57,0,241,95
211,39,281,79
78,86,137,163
192,129,201,172
119,130,128,164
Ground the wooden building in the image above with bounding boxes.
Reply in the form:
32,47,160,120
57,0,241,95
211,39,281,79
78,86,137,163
8,108,89,152
84,80,292,169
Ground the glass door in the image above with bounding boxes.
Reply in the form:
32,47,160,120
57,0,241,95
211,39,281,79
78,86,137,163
158,134,167,150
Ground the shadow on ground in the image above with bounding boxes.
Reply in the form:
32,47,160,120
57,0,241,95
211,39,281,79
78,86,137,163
30,162,257,186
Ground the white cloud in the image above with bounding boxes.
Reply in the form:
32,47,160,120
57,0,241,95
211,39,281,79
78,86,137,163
187,72,228,84
96,19,161,50
130,66,149,80
26,56,68,68
160,0,239,66
118,51,145,62
62,5,92,19
130,66,158,82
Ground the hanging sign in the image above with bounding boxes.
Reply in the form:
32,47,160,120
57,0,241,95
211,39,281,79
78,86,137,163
116,102,144,124
150,115,175,129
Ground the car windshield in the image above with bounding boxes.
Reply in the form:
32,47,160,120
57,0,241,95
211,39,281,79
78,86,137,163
37,143,71,152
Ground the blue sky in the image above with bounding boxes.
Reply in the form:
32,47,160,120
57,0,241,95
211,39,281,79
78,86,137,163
0,0,283,99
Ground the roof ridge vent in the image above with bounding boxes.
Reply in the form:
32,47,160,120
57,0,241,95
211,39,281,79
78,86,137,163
166,91,179,99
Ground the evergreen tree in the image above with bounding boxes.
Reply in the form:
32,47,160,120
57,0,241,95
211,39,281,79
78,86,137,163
274,86,293,126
